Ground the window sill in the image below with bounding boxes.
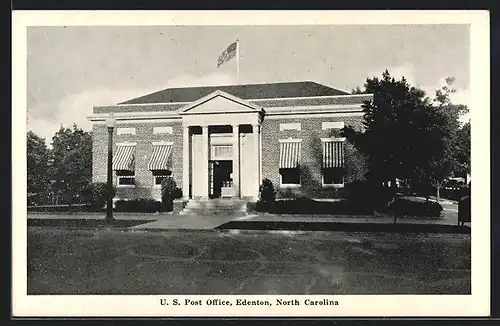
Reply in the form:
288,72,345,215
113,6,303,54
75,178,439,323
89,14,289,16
117,185,136,188
280,184,301,189
322,184,345,188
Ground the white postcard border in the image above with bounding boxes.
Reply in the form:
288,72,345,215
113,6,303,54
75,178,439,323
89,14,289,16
12,10,490,317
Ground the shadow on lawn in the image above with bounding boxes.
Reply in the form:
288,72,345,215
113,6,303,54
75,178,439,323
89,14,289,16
27,219,153,228
215,221,471,234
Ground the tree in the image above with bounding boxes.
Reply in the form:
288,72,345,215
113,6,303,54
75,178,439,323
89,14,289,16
343,70,470,208
343,69,432,194
434,77,470,178
27,131,50,201
415,77,470,202
50,124,92,204
412,104,456,202
455,121,471,177
351,86,365,94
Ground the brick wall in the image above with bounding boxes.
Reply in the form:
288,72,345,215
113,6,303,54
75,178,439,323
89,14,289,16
92,107,367,201
261,115,365,199
92,121,183,201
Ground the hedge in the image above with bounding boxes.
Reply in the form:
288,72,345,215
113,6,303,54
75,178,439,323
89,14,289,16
248,196,443,218
114,199,163,213
27,204,101,213
248,197,373,215
388,198,443,217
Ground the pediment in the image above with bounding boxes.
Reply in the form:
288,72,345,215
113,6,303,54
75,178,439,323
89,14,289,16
179,90,263,115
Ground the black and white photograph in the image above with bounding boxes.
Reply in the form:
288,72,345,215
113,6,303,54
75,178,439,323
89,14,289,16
13,11,490,317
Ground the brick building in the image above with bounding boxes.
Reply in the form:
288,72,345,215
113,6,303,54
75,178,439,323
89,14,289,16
88,81,373,202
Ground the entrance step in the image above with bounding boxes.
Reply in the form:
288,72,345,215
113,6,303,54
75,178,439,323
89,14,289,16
180,199,248,216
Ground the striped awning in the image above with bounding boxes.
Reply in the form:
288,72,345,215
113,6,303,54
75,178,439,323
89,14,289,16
323,141,344,168
112,146,135,171
148,145,173,170
279,141,301,168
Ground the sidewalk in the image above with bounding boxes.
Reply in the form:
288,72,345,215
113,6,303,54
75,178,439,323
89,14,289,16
28,210,468,232
27,212,240,230
232,213,460,225
127,211,467,231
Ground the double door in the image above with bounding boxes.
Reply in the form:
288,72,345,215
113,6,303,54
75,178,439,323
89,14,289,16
209,160,233,198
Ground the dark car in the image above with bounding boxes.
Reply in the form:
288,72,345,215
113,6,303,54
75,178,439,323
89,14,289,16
457,186,471,226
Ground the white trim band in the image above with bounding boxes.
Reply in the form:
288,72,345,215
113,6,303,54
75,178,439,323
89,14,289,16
151,141,174,146
279,138,303,143
115,142,137,146
321,137,346,142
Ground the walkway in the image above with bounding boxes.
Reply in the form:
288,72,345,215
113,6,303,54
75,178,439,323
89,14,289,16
28,201,467,231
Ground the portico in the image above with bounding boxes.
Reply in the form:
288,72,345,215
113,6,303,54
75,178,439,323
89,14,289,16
179,91,264,200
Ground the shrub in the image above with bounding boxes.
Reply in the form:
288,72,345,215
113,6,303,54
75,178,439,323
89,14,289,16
27,203,94,213
82,182,116,211
160,177,182,212
341,181,397,214
388,198,443,217
258,179,276,212
267,197,373,215
114,199,161,213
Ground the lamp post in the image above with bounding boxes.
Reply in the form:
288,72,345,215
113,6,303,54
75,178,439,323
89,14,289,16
105,114,116,221
49,179,56,205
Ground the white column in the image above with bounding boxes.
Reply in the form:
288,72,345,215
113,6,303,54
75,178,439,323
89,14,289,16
252,124,260,200
201,125,209,199
232,124,240,198
182,125,190,200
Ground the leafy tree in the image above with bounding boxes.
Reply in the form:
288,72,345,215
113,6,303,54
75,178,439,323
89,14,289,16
412,104,456,202
343,71,470,206
455,121,471,177
343,69,431,195
351,86,365,94
27,131,50,198
50,124,92,204
414,77,469,202
433,77,470,178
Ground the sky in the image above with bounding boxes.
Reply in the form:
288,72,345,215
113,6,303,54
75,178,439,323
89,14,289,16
27,24,470,145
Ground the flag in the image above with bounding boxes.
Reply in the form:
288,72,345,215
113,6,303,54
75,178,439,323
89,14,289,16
217,41,237,68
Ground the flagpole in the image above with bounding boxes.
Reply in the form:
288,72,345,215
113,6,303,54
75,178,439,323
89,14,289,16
236,39,240,84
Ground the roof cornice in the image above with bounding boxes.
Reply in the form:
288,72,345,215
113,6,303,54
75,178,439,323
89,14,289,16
96,92,373,108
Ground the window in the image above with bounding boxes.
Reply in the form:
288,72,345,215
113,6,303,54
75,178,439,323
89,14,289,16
117,127,136,135
322,121,345,130
323,167,344,186
321,138,345,187
280,168,301,186
116,170,135,186
152,170,172,186
279,123,301,131
279,139,301,187
153,126,173,135
211,145,233,160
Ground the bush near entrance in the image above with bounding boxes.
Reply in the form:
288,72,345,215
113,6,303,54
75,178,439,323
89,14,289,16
255,178,276,212
161,177,183,212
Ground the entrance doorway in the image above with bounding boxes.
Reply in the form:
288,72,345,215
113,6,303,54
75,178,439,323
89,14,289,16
209,160,233,198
